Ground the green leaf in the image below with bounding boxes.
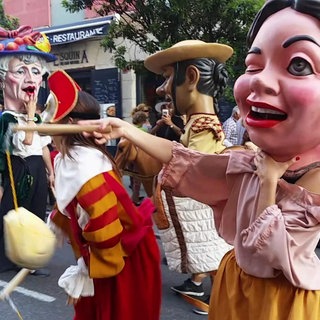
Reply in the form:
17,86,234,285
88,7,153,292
62,0,265,104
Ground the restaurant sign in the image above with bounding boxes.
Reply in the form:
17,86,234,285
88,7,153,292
37,16,114,45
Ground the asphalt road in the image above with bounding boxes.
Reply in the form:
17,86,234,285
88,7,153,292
0,176,208,320
0,237,209,320
0,176,318,320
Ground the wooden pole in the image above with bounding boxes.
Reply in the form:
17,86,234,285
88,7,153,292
0,268,31,300
11,124,112,135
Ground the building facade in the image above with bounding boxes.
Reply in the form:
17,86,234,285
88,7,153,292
3,0,153,121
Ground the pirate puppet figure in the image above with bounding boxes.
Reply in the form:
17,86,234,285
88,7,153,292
44,70,161,320
144,40,234,313
0,26,56,273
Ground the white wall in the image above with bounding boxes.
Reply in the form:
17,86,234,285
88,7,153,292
51,0,85,26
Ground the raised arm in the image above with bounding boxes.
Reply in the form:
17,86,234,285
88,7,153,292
79,117,174,164
22,94,37,145
253,150,297,219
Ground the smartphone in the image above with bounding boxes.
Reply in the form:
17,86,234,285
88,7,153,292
162,109,169,116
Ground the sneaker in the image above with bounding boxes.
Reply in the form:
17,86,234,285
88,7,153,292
192,308,208,315
30,268,50,277
171,278,204,296
192,295,210,315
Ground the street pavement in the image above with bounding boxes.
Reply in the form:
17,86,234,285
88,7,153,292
0,176,208,320
0,175,319,319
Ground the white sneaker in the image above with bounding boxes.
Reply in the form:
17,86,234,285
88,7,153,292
192,308,208,315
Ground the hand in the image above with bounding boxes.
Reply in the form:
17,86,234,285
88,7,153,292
22,119,37,145
244,141,258,152
156,119,165,126
253,150,298,182
66,295,81,306
47,172,55,190
162,114,172,126
24,93,37,118
78,117,128,145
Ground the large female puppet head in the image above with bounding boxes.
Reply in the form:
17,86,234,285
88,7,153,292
0,26,56,112
234,0,320,162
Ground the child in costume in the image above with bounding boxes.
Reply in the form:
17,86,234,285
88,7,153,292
79,0,320,318
45,70,161,320
0,26,55,273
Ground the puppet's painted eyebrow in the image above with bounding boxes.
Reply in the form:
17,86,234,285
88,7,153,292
283,35,320,48
247,47,261,55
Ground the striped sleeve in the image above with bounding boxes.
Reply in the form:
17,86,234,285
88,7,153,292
76,172,126,278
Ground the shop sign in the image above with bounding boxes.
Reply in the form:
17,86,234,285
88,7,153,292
53,50,89,66
37,16,115,45
47,25,109,45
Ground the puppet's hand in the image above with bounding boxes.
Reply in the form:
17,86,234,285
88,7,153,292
22,120,36,145
244,141,258,152
22,93,38,145
254,150,297,182
24,93,37,118
79,117,129,144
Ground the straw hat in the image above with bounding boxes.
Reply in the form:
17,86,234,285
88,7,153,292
144,40,233,74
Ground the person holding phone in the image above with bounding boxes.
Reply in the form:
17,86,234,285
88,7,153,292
151,102,184,142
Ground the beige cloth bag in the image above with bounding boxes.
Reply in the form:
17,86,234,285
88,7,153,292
4,207,56,269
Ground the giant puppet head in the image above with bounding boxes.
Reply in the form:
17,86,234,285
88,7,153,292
0,25,56,113
234,0,320,162
144,40,233,117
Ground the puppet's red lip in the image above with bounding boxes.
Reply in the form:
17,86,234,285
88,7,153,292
246,115,282,128
22,86,35,94
246,105,287,128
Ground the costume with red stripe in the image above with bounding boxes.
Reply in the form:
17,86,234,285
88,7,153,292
49,145,161,320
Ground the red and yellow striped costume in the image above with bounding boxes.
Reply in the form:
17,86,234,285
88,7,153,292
51,152,161,320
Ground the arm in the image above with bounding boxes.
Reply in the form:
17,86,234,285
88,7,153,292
76,172,127,278
240,152,320,288
22,95,37,145
253,151,297,219
150,118,165,135
162,114,183,136
79,117,174,164
42,145,54,190
54,171,127,303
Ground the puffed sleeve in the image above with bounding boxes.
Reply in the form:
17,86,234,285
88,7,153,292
40,135,52,147
240,180,320,289
160,142,231,206
76,172,127,279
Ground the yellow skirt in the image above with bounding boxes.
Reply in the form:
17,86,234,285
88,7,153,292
209,250,320,320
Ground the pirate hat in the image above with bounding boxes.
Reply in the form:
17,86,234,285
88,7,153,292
42,70,81,123
144,40,233,74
